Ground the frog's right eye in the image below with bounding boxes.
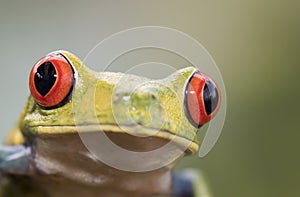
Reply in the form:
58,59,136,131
29,53,75,109
184,71,220,128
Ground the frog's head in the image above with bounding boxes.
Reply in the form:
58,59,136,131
20,50,220,154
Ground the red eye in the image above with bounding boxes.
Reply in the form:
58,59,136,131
184,71,220,127
29,53,75,108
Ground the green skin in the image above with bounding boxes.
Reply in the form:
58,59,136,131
0,51,212,197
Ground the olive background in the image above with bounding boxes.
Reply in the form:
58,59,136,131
0,1,299,196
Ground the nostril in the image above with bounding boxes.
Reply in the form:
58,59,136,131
203,80,219,115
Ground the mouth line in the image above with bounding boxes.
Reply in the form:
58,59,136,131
28,123,199,153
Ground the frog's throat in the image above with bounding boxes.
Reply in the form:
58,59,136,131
28,124,199,154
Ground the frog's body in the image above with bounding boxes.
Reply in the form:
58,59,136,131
0,51,220,197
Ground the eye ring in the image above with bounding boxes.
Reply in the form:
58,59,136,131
29,53,75,109
184,71,220,127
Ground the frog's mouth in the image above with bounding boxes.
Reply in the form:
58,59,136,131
29,123,199,154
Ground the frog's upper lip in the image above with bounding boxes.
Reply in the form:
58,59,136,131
28,124,198,154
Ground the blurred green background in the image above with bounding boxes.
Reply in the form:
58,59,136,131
0,1,299,196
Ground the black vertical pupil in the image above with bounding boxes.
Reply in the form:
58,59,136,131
34,61,57,96
203,80,219,115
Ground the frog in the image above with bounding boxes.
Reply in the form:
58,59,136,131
0,50,220,197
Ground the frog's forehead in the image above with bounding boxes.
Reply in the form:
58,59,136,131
57,49,197,86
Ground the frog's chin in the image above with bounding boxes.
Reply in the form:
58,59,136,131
28,124,198,154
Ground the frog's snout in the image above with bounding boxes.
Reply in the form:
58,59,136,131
184,71,220,128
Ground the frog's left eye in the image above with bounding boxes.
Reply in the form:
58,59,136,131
29,53,75,108
184,71,220,128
